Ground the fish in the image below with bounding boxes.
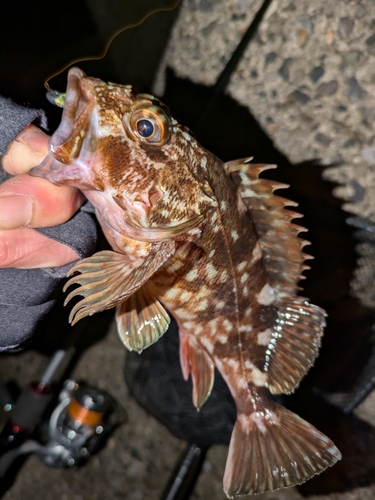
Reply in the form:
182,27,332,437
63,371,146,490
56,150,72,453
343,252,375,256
31,67,341,497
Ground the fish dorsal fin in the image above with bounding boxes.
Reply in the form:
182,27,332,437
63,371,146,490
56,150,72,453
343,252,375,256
228,161,308,289
64,241,175,325
116,287,170,353
179,332,215,411
227,161,326,394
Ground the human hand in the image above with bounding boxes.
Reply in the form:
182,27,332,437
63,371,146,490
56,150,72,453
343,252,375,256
0,125,85,268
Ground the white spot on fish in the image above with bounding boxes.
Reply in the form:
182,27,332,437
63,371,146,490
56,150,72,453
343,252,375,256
181,131,192,142
223,319,233,331
195,325,203,334
243,286,249,297
239,324,252,333
231,230,239,241
186,269,198,282
196,285,211,299
196,299,208,311
221,201,227,210
237,261,247,272
217,334,227,344
240,273,249,284
180,291,193,303
238,378,249,389
258,328,272,346
245,308,252,317
257,283,276,305
175,309,194,320
243,187,257,197
164,288,180,300
251,367,268,387
219,270,229,283
245,360,254,370
206,263,218,279
237,192,247,213
209,249,215,258
216,301,225,310
208,318,218,334
183,321,196,330
227,359,239,369
200,336,214,354
167,260,184,273
251,241,262,262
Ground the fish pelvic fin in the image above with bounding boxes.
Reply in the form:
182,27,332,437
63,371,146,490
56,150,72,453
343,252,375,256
180,333,215,411
64,241,175,325
223,403,341,498
116,287,170,353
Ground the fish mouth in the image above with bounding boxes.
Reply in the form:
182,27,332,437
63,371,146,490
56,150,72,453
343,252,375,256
49,67,91,153
30,68,97,187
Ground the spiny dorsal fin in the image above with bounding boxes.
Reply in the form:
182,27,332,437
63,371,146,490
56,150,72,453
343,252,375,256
227,161,310,293
227,161,326,394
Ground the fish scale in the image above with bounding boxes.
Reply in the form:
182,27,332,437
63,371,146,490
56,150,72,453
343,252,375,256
31,67,341,497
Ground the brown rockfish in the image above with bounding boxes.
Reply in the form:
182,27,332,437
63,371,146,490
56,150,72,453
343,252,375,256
32,67,341,497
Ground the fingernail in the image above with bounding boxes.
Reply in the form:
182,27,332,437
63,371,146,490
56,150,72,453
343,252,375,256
0,195,33,229
18,127,48,152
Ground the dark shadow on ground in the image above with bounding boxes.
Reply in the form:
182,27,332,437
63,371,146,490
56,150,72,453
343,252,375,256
159,68,375,494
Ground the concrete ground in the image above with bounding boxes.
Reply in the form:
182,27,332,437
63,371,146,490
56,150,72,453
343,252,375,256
1,317,375,500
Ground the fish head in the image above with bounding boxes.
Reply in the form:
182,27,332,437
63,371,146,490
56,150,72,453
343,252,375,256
31,67,217,241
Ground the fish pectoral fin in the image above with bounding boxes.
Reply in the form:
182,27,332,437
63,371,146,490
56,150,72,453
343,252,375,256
116,287,170,353
179,333,215,411
265,297,326,394
223,402,341,498
64,241,175,325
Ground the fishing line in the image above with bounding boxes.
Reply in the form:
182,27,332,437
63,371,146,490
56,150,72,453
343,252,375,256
44,1,181,95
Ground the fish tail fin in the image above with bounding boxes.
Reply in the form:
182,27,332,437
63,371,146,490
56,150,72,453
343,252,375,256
223,404,341,498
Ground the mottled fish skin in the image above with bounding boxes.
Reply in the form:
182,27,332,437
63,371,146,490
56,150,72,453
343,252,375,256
31,68,341,497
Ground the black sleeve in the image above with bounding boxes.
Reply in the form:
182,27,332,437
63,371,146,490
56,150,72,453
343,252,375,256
0,96,97,351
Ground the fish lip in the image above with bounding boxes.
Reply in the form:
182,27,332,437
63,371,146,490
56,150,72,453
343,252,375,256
30,68,97,181
49,67,90,150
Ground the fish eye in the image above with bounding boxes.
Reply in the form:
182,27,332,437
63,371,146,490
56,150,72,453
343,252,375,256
124,105,169,145
137,119,154,138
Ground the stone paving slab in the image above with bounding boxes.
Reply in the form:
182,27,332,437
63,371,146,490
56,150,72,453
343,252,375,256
156,0,375,222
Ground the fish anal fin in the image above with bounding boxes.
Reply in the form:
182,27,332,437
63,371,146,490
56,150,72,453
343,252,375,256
265,297,326,394
223,403,341,498
179,333,215,411
116,287,170,353
64,241,175,325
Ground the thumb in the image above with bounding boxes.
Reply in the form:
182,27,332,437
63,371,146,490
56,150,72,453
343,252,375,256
2,125,49,175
